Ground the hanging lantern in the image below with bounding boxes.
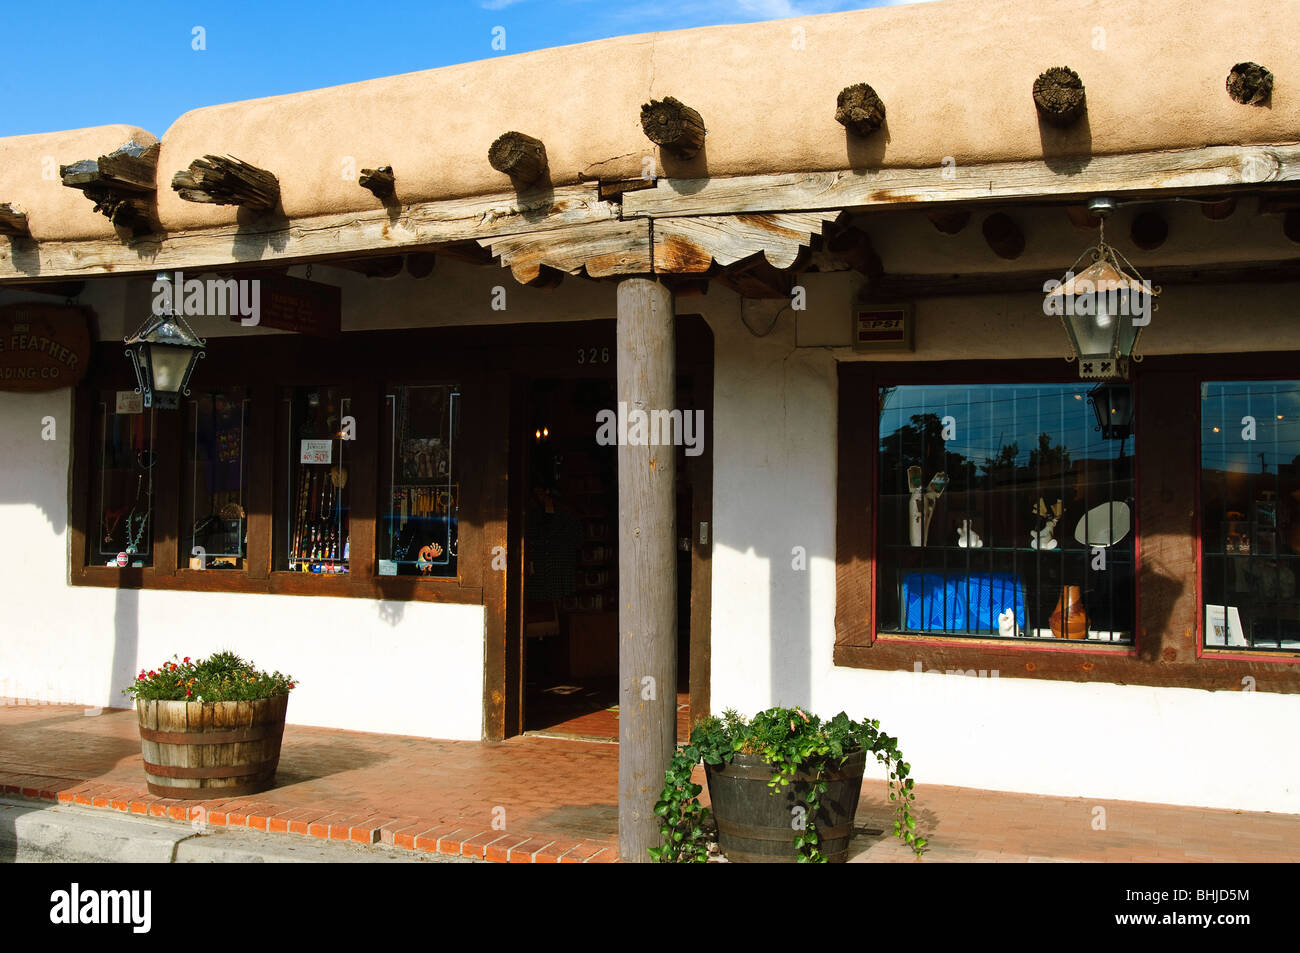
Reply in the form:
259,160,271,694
124,273,205,409
1044,198,1158,379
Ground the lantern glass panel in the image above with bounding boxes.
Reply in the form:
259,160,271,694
149,343,195,394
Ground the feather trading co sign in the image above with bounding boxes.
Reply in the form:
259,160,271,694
0,303,91,392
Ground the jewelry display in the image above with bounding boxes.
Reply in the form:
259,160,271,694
103,505,127,544
124,474,150,555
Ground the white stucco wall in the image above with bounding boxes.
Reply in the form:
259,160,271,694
4,232,1299,803
706,274,1300,815
0,386,485,739
0,258,617,741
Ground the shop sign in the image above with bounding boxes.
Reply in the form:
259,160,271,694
300,439,333,464
231,275,341,337
115,391,144,414
0,304,91,392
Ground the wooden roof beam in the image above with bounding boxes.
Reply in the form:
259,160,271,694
640,97,705,160
488,132,548,188
359,166,396,199
0,203,29,237
172,155,281,212
59,140,159,234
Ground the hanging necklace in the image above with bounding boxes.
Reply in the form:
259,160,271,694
125,475,148,555
103,505,127,543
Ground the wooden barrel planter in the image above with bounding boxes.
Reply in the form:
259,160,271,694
135,696,288,799
705,749,866,863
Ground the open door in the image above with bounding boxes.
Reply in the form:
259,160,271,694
501,316,713,742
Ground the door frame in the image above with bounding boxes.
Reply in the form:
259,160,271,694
488,315,714,740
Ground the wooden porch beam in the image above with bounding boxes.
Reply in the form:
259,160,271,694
0,183,616,281
622,143,1300,218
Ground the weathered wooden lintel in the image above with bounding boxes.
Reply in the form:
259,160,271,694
622,144,1300,218
0,183,617,281
5,144,1300,283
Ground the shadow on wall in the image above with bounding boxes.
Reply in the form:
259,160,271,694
0,391,71,535
111,588,140,706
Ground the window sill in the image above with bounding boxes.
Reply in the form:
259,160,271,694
71,565,482,605
871,631,1137,655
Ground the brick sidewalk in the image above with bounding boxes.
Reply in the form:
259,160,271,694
1,703,1297,863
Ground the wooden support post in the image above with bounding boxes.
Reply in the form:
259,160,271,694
359,166,396,199
0,203,29,236
616,277,677,864
171,155,280,211
488,132,547,186
640,97,706,160
1033,67,1086,127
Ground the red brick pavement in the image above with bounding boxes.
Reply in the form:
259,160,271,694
1,703,1297,863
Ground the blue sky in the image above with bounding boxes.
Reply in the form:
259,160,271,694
1,0,925,138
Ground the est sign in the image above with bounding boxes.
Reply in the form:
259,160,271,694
0,304,91,392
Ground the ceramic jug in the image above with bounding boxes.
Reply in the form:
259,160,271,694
1049,586,1088,640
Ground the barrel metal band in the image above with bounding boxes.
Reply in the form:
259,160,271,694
138,725,278,745
143,760,267,779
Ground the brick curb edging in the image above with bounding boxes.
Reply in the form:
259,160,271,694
1,774,618,863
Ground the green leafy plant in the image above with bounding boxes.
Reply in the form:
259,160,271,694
121,651,295,703
650,706,925,863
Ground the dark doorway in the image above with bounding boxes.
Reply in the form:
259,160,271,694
507,317,713,743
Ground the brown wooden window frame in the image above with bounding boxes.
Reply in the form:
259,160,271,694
834,355,1300,693
1195,372,1300,664
69,327,493,606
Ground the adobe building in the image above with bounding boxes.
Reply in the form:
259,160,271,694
1,0,1298,857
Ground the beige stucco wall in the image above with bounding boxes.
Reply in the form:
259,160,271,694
2,0,1297,240
0,126,157,242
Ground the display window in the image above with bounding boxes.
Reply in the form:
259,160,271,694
182,388,250,570
1200,380,1300,651
381,383,460,578
281,385,351,574
876,382,1136,643
93,390,156,568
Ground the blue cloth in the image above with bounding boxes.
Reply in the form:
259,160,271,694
902,572,1026,632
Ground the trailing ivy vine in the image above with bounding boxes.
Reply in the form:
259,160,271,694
650,706,926,863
